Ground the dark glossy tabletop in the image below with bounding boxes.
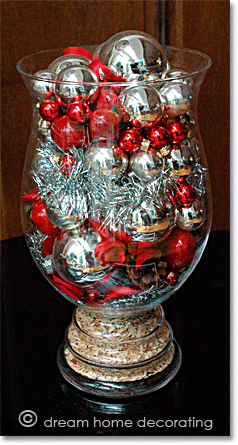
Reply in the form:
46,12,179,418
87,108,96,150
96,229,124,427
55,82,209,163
1,231,230,436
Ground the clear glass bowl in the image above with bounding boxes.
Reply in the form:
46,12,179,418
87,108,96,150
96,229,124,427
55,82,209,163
17,36,211,397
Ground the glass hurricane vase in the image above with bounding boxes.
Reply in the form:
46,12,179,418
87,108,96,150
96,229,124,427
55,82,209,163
17,35,212,399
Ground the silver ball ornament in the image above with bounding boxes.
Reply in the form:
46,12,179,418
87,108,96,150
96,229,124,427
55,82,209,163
85,142,129,182
32,69,56,99
48,54,91,75
46,197,86,231
53,228,110,288
119,85,162,123
159,81,193,118
162,68,193,87
56,65,98,102
176,199,205,231
95,30,168,81
125,196,175,243
166,141,195,177
130,147,165,182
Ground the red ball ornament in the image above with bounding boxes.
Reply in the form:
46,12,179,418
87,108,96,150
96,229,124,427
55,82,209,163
144,116,168,135
174,183,197,207
66,101,91,124
30,200,60,236
71,95,86,103
147,125,169,150
119,128,143,153
39,100,60,122
130,119,143,130
167,121,188,144
89,109,121,140
51,115,89,151
161,228,197,270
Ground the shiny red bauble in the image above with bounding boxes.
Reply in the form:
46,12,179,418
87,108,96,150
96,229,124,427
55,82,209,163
66,101,91,124
167,121,188,144
147,125,169,150
51,115,89,151
119,128,143,153
89,109,121,140
162,228,197,270
39,100,60,122
30,200,60,236
130,119,143,131
174,183,197,207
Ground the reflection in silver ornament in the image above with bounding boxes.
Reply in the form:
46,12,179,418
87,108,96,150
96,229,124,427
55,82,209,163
176,199,205,231
48,54,91,74
125,196,175,242
119,85,162,123
159,81,193,117
179,110,196,138
162,69,193,87
95,30,168,81
37,117,52,142
166,142,195,177
130,148,165,182
85,142,129,182
53,228,110,287
138,71,162,82
32,70,56,99
56,65,98,102
46,197,86,231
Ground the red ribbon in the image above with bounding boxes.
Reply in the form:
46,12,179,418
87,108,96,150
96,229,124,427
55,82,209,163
87,59,126,82
63,46,93,60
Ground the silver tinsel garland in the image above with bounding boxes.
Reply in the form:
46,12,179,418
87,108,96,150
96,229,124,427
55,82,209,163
32,142,89,221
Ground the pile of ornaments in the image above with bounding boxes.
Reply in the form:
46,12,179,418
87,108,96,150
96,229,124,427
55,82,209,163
23,31,207,304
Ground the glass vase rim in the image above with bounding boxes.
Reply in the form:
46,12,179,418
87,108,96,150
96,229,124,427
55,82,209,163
16,44,212,87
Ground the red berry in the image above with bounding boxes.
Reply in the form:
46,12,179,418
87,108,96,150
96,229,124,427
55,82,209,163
162,228,197,270
51,115,89,151
39,100,60,122
30,200,60,236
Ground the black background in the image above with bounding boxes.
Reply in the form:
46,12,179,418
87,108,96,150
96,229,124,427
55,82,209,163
1,232,230,436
